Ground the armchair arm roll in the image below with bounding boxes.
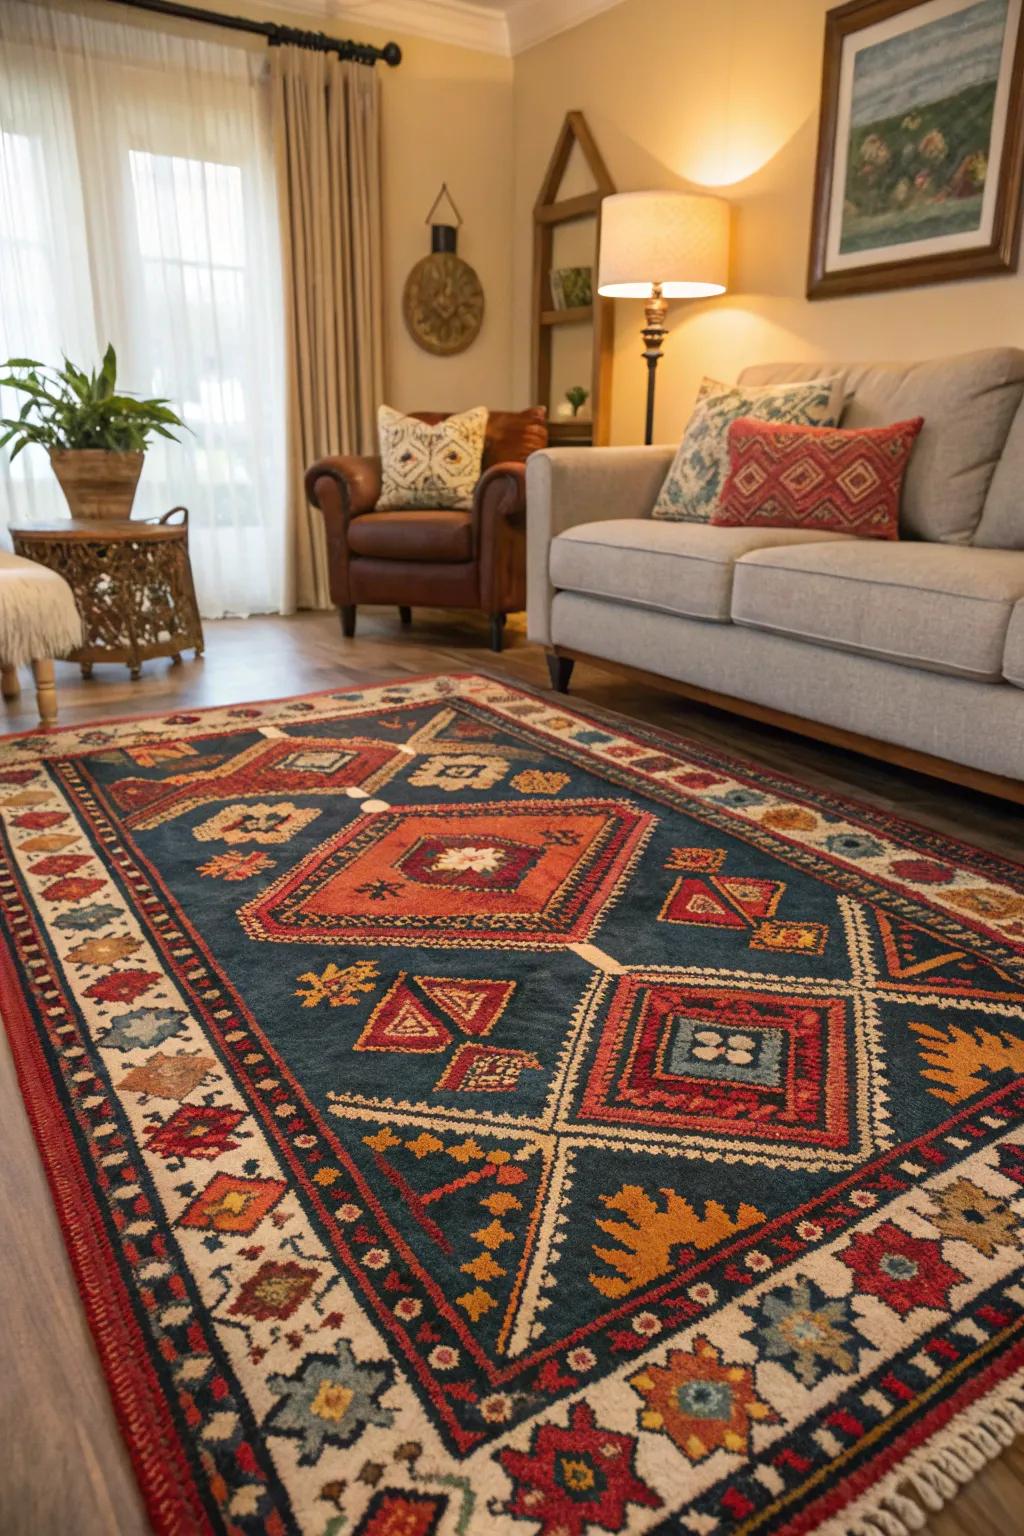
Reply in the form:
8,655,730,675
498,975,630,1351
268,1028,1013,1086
526,445,676,644
304,455,382,607
304,454,382,520
475,461,527,615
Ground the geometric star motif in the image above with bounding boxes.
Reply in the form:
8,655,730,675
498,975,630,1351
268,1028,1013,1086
837,1220,968,1316
264,1340,395,1464
100,1007,190,1052
497,1400,661,1536
741,1276,862,1386
64,934,142,966
924,1177,1022,1257
197,850,277,881
629,1335,778,1460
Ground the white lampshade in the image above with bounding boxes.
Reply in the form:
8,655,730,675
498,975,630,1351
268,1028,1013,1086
598,190,730,299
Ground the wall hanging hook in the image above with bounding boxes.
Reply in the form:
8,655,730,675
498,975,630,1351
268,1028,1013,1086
425,183,463,252
424,183,463,228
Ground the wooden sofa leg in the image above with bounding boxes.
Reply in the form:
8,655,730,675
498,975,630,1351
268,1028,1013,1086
546,652,574,693
340,605,356,639
31,658,57,725
489,614,505,653
398,606,412,627
1,663,20,700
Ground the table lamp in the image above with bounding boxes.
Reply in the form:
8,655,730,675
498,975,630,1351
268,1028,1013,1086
598,190,730,444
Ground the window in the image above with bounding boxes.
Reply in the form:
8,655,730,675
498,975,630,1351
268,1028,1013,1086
0,4,287,614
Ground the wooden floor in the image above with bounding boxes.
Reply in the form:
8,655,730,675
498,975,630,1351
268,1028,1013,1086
0,607,1021,1536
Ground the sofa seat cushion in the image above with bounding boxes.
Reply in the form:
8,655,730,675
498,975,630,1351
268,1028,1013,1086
1004,600,1024,688
732,541,1024,681
549,520,853,622
347,509,473,563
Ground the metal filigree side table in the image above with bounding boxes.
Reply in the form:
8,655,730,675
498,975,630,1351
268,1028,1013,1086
11,508,204,680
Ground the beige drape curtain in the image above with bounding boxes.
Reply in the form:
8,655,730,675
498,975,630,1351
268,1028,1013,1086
271,46,384,611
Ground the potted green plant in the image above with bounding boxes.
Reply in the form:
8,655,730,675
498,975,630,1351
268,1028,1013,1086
0,345,186,520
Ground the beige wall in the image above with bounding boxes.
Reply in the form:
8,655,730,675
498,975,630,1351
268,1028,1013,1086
375,40,514,412
511,0,1024,443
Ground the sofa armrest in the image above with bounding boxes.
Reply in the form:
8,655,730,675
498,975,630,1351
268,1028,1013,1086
526,445,675,644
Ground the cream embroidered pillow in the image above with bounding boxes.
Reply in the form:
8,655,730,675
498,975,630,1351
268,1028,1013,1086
651,376,846,523
377,405,488,510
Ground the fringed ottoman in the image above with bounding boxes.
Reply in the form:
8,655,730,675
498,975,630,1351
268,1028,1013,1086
0,551,83,725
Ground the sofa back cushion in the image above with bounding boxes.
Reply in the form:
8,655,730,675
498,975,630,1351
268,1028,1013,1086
974,400,1024,549
413,407,548,471
738,348,1024,545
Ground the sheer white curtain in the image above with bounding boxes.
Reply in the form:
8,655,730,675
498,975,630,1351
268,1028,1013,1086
0,2,287,617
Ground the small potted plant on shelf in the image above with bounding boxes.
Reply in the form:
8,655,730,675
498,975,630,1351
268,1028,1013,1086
0,344,186,520
565,385,590,418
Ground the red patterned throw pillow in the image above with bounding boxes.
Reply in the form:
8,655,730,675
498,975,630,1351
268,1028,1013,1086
714,416,924,539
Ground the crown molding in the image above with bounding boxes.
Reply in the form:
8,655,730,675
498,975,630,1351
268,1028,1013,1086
276,0,627,57
339,1,508,55
504,0,626,54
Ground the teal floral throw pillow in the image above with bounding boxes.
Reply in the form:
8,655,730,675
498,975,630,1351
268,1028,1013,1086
651,377,845,523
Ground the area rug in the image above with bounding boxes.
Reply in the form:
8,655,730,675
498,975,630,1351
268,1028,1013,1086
2,673,1023,1536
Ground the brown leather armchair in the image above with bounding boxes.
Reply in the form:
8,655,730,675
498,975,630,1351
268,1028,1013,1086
305,408,547,652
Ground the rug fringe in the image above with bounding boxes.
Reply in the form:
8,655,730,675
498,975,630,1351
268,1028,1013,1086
818,1368,1024,1535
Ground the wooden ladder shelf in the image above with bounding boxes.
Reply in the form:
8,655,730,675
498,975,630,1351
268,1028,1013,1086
532,110,615,446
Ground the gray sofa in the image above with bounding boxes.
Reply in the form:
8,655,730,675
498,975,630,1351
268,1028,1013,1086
526,348,1024,798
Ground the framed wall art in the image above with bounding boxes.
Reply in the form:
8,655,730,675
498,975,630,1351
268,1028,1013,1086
808,0,1024,297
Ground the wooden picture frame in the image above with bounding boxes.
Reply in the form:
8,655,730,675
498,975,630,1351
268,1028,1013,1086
808,0,1024,298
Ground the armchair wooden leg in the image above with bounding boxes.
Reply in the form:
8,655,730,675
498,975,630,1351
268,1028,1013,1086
546,651,574,693
340,605,356,639
31,657,57,725
489,614,506,653
1,663,20,700
398,606,412,627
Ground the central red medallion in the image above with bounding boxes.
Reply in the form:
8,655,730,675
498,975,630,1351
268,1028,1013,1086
240,797,654,949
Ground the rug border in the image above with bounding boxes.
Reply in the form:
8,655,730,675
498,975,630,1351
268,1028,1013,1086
1,667,1020,885
0,929,212,1536
802,1350,1024,1536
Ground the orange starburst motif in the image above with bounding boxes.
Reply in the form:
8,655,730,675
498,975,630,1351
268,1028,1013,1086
295,961,379,1009
629,1335,777,1461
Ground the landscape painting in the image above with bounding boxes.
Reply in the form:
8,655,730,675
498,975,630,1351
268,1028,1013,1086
809,0,1024,297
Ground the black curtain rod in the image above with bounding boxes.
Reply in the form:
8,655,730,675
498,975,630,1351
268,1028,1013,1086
105,0,402,65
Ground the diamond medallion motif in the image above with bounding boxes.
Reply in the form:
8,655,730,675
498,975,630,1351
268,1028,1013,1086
241,798,654,949
573,972,887,1170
